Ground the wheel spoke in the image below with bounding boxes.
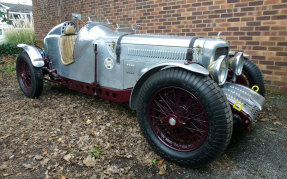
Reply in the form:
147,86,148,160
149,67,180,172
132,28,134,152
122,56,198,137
154,100,170,116
164,90,176,106
148,86,209,152
158,94,174,114
18,59,32,90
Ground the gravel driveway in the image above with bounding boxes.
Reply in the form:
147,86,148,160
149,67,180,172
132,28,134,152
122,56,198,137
0,58,286,178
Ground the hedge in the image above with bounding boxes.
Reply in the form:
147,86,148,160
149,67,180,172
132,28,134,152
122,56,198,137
0,43,23,55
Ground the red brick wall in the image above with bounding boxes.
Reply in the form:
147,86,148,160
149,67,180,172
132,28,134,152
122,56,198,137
33,0,287,92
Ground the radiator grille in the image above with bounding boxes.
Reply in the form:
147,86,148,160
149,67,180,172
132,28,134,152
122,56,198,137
215,47,228,60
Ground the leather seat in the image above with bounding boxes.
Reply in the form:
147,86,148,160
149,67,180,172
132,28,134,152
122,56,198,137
60,25,78,65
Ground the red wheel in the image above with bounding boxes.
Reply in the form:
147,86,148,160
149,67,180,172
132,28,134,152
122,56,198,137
137,68,232,168
16,52,43,98
18,58,32,90
149,86,209,152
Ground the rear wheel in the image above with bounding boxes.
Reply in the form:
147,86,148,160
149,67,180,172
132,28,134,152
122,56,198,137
16,52,43,98
137,68,233,168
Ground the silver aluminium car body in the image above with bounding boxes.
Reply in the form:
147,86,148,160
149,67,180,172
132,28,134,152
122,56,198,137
18,19,265,123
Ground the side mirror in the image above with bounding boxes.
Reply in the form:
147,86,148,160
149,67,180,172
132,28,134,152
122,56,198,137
72,13,82,20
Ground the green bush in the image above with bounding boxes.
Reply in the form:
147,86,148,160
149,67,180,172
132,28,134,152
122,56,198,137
4,28,36,45
0,43,23,55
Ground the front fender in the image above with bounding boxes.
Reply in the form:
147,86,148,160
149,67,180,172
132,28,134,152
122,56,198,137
17,44,45,67
129,62,210,110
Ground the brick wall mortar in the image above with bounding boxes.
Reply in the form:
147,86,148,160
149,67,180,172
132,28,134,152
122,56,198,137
33,0,287,92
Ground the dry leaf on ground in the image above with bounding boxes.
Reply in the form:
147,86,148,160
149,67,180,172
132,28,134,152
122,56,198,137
158,164,167,175
83,156,97,167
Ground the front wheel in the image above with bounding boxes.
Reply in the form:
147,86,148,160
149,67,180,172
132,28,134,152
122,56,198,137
16,52,43,98
230,58,265,96
136,68,233,168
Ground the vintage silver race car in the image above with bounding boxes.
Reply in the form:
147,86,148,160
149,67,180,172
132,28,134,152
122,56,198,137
16,14,265,168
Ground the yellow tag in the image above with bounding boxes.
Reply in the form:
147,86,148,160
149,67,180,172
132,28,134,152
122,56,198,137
233,102,243,112
252,85,259,93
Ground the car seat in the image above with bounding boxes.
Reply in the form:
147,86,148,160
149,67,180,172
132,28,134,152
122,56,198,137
60,24,78,65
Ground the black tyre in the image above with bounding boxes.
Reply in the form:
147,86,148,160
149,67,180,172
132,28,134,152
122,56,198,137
233,58,265,96
136,68,233,168
16,52,43,98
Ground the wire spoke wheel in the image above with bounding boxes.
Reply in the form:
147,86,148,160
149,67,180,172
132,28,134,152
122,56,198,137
16,52,43,98
137,68,232,168
149,87,209,152
18,59,32,90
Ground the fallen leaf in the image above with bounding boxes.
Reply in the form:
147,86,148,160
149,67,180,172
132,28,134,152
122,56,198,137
158,164,167,175
274,121,283,126
63,154,72,162
40,158,50,166
50,134,56,137
45,170,49,179
57,138,63,142
0,135,11,140
9,155,15,160
34,155,43,161
3,173,9,177
266,127,277,131
83,156,97,167
144,152,152,160
106,166,119,174
22,163,34,169
0,163,7,170
43,151,48,155
61,176,66,179
158,159,164,166
86,119,93,125
257,118,269,122
20,134,25,139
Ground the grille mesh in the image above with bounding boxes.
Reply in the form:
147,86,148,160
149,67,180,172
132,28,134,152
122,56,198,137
215,47,228,60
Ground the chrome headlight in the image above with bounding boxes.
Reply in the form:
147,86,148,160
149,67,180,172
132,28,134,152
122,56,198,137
229,52,244,76
208,55,228,86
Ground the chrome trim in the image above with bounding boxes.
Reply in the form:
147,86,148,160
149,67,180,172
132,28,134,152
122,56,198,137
121,33,192,47
199,38,229,68
222,82,266,122
229,51,250,57
230,52,244,76
17,44,44,67
209,55,228,85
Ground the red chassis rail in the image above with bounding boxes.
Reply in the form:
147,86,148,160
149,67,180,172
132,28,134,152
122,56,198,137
43,52,132,103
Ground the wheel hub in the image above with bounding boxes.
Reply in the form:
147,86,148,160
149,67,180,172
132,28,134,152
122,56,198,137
169,117,176,126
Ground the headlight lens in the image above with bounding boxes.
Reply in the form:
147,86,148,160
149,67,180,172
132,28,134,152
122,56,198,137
229,52,244,76
208,55,228,86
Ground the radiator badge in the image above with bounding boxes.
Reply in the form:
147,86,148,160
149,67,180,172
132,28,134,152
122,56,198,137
104,57,114,69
